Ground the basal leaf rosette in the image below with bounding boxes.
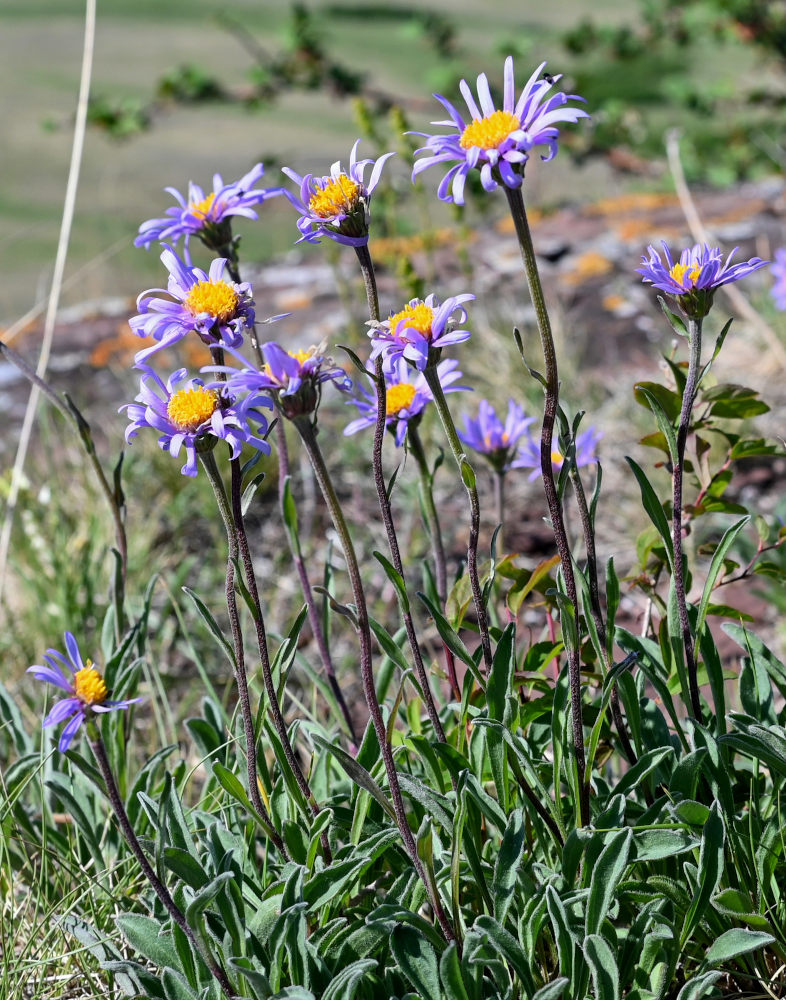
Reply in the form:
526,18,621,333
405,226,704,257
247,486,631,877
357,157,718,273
637,241,768,320
368,292,475,372
345,357,470,446
135,163,282,250
282,140,395,247
27,632,142,752
129,246,256,363
412,56,588,205
458,398,534,473
122,366,272,476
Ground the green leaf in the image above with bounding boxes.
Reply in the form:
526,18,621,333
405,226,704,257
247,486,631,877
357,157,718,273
474,915,536,994
312,734,396,821
634,381,682,421
117,914,180,970
695,517,749,643
583,934,620,1000
492,809,525,924
418,592,486,689
373,550,410,614
704,383,769,419
390,925,443,1000
712,888,773,932
636,386,678,464
586,828,632,937
676,972,722,1000
487,622,515,723
321,959,378,1000
680,801,724,948
182,587,235,666
439,943,471,1000
626,458,674,568
162,970,200,1000
533,979,569,1000
613,747,674,799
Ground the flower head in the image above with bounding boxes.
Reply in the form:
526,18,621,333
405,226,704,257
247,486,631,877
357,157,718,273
27,632,141,752
122,366,272,476
369,292,475,371
458,399,534,472
345,358,470,446
411,57,588,205
770,248,786,311
129,246,255,363
281,140,395,246
217,341,352,420
514,424,601,481
637,241,768,319
135,163,281,250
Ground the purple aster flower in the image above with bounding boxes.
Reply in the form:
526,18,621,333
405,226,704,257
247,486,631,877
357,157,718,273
281,140,395,246
458,399,535,473
770,247,786,311
637,241,768,319
514,424,602,481
129,246,255,363
27,632,141,752
369,292,475,371
344,358,470,446
135,163,282,250
122,366,272,477
216,341,352,420
411,56,588,205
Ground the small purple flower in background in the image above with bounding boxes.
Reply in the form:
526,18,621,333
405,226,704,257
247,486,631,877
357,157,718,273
219,341,352,419
122,366,272,476
27,632,141,752
129,246,255,363
770,248,786,311
282,140,395,247
637,241,768,319
411,56,588,205
459,399,534,472
345,358,469,445
369,292,475,371
514,425,602,481
135,163,281,250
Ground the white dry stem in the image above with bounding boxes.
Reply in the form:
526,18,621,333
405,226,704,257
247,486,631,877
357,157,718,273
0,0,96,602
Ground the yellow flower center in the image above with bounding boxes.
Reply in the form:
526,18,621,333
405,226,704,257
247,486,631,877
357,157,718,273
167,385,219,432
388,303,435,341
669,262,702,288
386,383,417,416
184,280,239,322
189,192,216,220
551,449,564,466
308,175,361,219
73,663,108,706
460,109,521,150
290,349,312,365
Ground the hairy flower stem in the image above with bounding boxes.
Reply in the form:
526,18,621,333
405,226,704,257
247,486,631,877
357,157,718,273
504,185,588,826
568,464,637,765
675,319,703,721
229,457,332,862
275,421,357,745
295,416,457,944
354,244,448,743
408,426,448,606
88,730,237,998
199,452,287,858
423,366,494,676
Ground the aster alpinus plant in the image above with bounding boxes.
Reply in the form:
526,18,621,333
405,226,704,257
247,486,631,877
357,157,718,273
10,45,786,1000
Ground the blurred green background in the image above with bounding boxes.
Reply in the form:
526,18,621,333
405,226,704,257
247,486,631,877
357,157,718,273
2,0,784,325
